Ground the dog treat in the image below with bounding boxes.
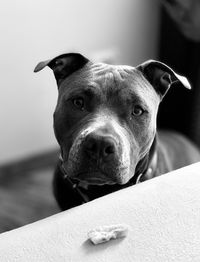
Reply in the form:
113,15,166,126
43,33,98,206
88,224,129,245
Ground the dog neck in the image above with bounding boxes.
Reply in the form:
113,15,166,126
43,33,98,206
58,137,158,203
134,137,158,183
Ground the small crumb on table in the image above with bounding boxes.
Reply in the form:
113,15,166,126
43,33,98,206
88,224,129,245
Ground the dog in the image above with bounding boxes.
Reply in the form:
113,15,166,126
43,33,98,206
34,53,200,210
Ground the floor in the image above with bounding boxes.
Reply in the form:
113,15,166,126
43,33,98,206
0,150,60,233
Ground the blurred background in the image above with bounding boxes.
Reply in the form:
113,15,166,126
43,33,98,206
0,0,200,233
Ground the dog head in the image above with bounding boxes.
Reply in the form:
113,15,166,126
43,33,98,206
34,53,190,185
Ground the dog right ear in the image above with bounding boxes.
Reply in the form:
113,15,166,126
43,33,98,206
34,53,89,85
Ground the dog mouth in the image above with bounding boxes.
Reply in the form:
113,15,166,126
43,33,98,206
62,157,131,187
69,171,117,186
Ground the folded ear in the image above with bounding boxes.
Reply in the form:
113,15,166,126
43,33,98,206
136,60,191,99
34,53,89,85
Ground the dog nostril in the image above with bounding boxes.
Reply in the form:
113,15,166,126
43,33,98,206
104,145,115,156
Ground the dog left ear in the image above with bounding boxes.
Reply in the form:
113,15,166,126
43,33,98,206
34,53,89,85
136,60,191,99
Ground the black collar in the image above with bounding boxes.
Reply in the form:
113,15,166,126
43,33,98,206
134,137,157,183
59,137,157,203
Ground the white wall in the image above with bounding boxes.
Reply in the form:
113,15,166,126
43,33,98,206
0,0,160,164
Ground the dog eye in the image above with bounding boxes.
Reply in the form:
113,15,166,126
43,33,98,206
132,105,144,116
72,97,84,110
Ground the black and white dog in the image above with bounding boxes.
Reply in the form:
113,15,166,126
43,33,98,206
35,53,200,210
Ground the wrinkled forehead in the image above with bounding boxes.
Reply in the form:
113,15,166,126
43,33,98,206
60,62,160,106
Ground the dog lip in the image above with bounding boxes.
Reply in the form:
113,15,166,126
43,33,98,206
80,179,116,186
70,171,116,185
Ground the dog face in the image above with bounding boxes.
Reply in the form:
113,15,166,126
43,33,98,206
53,63,161,185
34,53,190,186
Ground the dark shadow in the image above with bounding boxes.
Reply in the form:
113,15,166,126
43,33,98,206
82,237,125,255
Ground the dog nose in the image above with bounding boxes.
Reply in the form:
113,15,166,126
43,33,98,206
84,133,116,160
